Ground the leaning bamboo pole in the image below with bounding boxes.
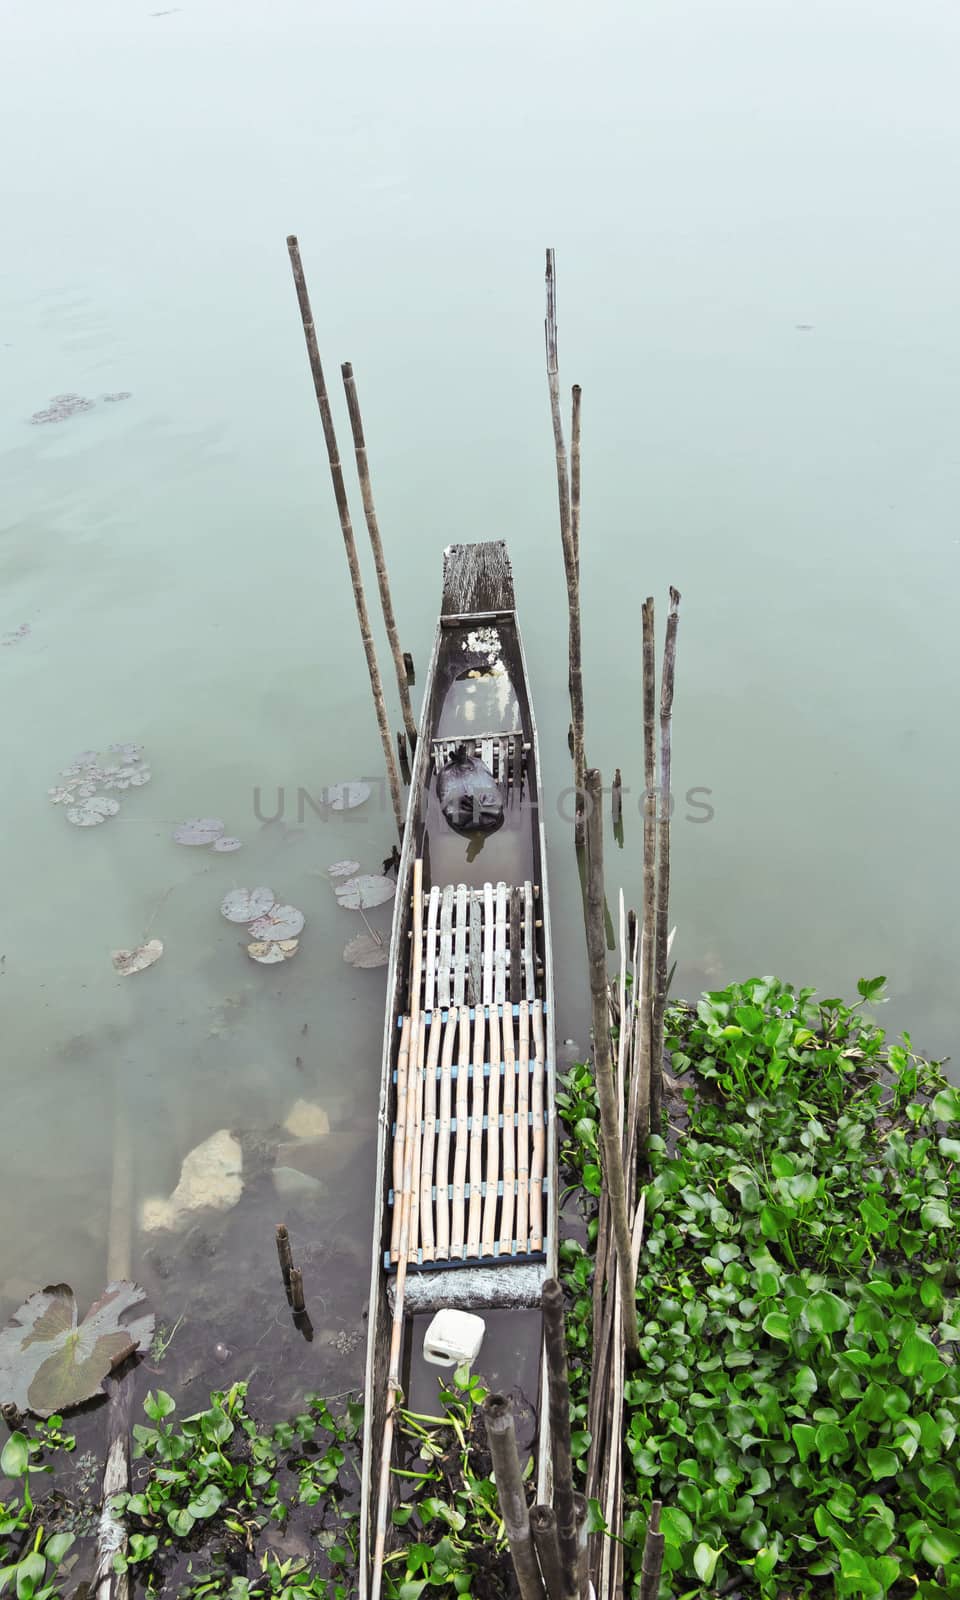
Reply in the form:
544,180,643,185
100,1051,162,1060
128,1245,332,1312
637,597,657,1144
650,589,680,1132
545,249,586,846
584,768,639,1365
371,862,424,1600
285,237,404,836
340,362,418,751
570,383,582,580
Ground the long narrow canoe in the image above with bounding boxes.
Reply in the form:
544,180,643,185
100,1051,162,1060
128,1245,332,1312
360,541,558,1599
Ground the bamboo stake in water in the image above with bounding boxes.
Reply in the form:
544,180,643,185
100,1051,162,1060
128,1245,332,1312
530,1506,570,1600
570,383,582,580
638,1501,664,1600
584,768,639,1366
541,1280,579,1597
483,1395,547,1600
285,236,404,835
341,361,418,751
650,589,680,1133
638,598,657,1144
545,249,586,847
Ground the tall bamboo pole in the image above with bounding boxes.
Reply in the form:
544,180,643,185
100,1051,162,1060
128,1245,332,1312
541,1279,578,1596
545,250,586,847
286,236,404,836
584,768,639,1366
570,384,582,580
650,590,680,1133
95,1096,133,1600
340,362,418,751
637,597,657,1147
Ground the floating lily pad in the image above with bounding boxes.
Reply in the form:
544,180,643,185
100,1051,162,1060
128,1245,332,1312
0,1281,154,1417
108,742,144,764
247,939,299,965
66,796,120,827
343,931,389,969
212,836,242,853
248,904,305,941
112,939,164,977
328,860,361,879
221,887,275,923
326,781,371,811
335,874,396,910
48,786,75,805
174,818,225,846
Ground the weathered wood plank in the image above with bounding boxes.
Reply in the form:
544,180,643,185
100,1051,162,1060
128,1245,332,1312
441,541,515,616
494,881,507,1006
453,883,468,1007
499,1007,517,1255
438,886,454,1010
423,886,440,1015
523,879,536,1001
516,1000,531,1251
530,1001,546,1252
481,1003,501,1256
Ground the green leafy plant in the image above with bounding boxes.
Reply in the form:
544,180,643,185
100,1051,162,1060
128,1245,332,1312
559,977,960,1599
0,1282,154,1417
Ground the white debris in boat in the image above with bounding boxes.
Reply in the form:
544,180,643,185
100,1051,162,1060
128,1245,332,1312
140,1129,242,1232
462,626,504,675
395,1262,547,1314
283,1099,330,1139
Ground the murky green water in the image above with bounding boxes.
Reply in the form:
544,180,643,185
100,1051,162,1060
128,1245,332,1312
3,0,958,1372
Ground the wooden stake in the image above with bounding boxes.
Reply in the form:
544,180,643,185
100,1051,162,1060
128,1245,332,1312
483,1395,547,1600
341,361,418,751
638,1501,664,1600
275,1223,294,1303
584,768,639,1366
289,1267,306,1314
572,1494,589,1600
651,589,680,1133
541,1280,579,1597
545,250,586,846
285,237,404,836
570,383,582,580
638,598,657,1146
530,1506,571,1600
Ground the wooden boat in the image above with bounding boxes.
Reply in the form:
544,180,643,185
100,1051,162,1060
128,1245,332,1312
360,541,558,1599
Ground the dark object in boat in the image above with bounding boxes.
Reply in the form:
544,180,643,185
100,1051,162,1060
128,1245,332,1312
381,843,401,879
437,744,504,835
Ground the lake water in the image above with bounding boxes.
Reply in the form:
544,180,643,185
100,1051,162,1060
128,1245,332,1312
3,0,958,1389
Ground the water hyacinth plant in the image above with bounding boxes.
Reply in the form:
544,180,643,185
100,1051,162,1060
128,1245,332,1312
559,977,960,1599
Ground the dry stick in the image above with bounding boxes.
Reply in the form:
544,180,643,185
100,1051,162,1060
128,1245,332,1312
289,1267,306,1315
637,598,657,1146
341,361,418,750
650,589,680,1134
638,1501,664,1600
530,1506,570,1600
544,249,586,848
570,383,582,580
371,862,425,1600
483,1395,547,1600
584,768,639,1366
95,1094,134,1600
541,1281,579,1597
285,237,404,835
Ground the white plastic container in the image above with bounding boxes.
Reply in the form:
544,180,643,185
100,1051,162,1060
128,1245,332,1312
422,1308,486,1368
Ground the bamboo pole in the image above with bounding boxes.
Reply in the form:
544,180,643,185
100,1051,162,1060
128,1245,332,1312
530,1002,546,1251
541,1281,579,1596
483,1395,547,1600
516,999,531,1251
371,862,424,1600
650,589,680,1134
481,1001,501,1256
584,768,639,1366
530,1506,570,1600
545,249,586,847
570,384,581,580
390,1018,412,1260
638,598,657,1145
572,1494,589,1600
467,1005,486,1256
500,1002,517,1253
341,361,418,751
435,1011,456,1260
285,236,404,836
419,1016,441,1261
275,1224,294,1303
638,1501,664,1600
451,1005,471,1257
95,1096,133,1600
407,1007,426,1264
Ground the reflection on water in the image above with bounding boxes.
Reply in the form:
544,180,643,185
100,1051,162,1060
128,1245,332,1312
3,0,958,1410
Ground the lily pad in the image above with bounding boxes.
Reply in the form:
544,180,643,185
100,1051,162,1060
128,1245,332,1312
248,904,305,941
221,887,275,923
66,796,120,827
335,874,396,911
0,1281,154,1417
212,836,242,853
326,781,371,811
112,940,164,977
247,939,299,965
108,742,144,765
174,818,225,846
328,860,361,879
343,931,389,969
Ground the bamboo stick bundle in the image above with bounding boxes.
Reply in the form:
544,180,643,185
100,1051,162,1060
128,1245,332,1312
466,1005,486,1256
481,1000,501,1256
371,861,424,1600
544,249,586,845
584,768,640,1366
499,1003,517,1254
285,237,404,836
529,1001,546,1251
419,1014,441,1262
516,999,531,1251
651,589,680,1132
340,361,418,751
451,1004,471,1257
390,1017,412,1261
435,1012,456,1260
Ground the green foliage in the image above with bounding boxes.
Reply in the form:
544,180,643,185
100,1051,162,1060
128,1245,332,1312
0,1424,76,1600
559,977,960,1598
